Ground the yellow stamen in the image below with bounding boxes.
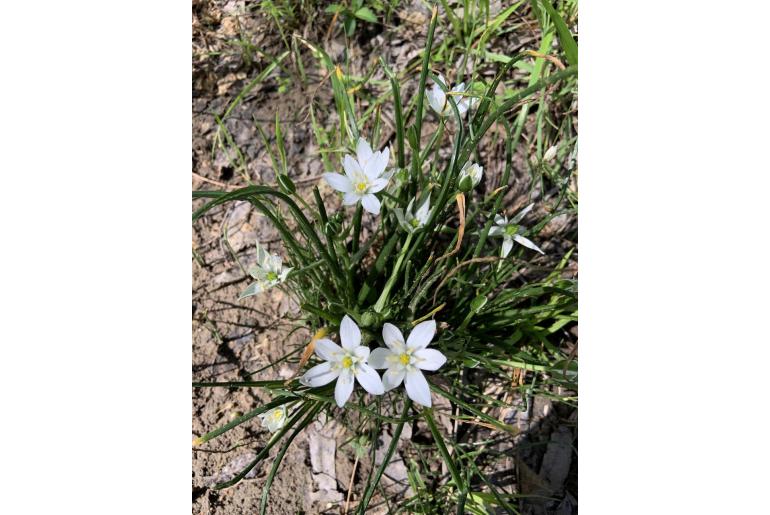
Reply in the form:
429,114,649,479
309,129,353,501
399,354,410,365
356,182,367,192
342,356,353,368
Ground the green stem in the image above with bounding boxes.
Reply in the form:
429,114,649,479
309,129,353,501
373,232,413,313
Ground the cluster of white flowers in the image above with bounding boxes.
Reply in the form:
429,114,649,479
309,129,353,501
300,315,446,408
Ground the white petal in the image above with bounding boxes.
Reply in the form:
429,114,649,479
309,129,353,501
382,323,406,351
361,194,381,215
511,203,535,223
406,320,436,350
239,281,265,299
452,82,466,93
368,347,393,369
413,348,447,371
342,155,363,179
488,226,504,237
382,367,405,391
354,363,385,395
343,192,361,206
368,177,389,193
334,369,355,407
513,234,545,254
353,345,370,361
301,362,340,387
314,338,344,362
356,137,373,165
405,368,432,407
501,237,513,257
364,148,389,180
415,195,430,223
323,172,352,193
494,214,507,226
339,315,361,350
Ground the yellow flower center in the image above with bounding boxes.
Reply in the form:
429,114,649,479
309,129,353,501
271,410,283,421
356,182,368,192
342,356,353,368
399,353,410,365
266,271,278,281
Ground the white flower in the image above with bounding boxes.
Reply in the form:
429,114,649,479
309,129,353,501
544,144,558,162
239,241,292,299
426,74,476,117
393,194,430,233
488,204,545,257
458,161,483,190
300,315,385,408
258,405,287,432
323,137,392,215
368,320,446,407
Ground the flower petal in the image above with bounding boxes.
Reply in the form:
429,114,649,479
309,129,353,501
494,214,507,226
343,192,361,206
364,147,389,180
413,348,447,371
314,338,344,362
339,315,361,350
382,323,406,352
239,281,265,299
415,195,430,223
353,345,370,361
342,155,363,179
334,369,355,407
361,194,381,215
488,226,504,237
513,234,545,255
511,203,535,223
368,347,393,369
405,368,432,407
501,237,513,257
356,137,373,166
382,367,405,391
300,362,340,388
406,319,436,351
354,363,385,395
323,172,352,193
368,177,389,193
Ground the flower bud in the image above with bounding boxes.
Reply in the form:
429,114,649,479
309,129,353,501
458,174,474,192
544,145,558,162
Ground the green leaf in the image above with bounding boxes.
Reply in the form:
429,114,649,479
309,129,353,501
354,7,378,23
540,0,578,66
325,4,343,14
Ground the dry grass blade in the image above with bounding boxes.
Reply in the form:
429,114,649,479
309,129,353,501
436,193,467,263
285,327,328,385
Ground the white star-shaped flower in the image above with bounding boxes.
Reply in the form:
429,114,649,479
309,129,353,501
300,315,385,408
239,241,292,299
258,405,287,432
368,320,447,407
458,161,483,190
426,74,476,118
394,194,430,233
323,137,392,215
488,204,545,257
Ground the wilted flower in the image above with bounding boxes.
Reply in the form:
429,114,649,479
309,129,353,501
488,204,545,257
458,161,483,191
426,74,476,117
323,137,392,215
258,405,287,432
300,315,385,408
368,320,446,407
239,241,292,299
394,194,430,233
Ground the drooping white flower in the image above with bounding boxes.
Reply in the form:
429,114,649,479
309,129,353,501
426,74,476,117
258,405,287,432
544,144,558,162
488,204,545,257
300,315,385,408
239,241,292,299
323,137,392,215
393,194,430,233
458,161,483,191
368,320,446,407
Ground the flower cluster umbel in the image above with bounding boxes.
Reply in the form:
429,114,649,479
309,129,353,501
300,316,446,408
